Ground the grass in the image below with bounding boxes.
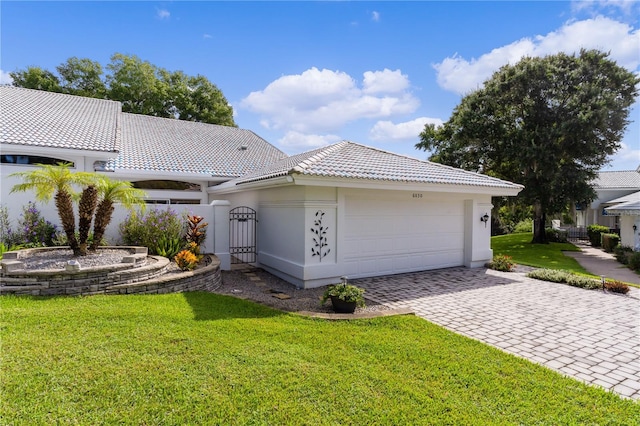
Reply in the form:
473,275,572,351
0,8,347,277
491,232,589,273
1,293,639,425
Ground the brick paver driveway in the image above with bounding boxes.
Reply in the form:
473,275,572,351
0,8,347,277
352,267,640,400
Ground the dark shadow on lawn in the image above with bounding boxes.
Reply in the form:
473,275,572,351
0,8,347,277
181,291,286,321
351,267,524,306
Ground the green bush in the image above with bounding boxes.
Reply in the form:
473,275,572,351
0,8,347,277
527,269,570,283
565,274,601,290
613,245,633,264
586,224,609,247
487,254,515,272
1,202,58,248
513,219,533,234
120,209,184,255
545,228,568,243
601,233,620,253
156,236,185,259
629,252,640,272
527,269,601,290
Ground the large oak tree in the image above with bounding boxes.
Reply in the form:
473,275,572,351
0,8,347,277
10,54,236,127
417,50,638,243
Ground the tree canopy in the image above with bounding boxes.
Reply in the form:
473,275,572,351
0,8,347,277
10,54,236,127
416,49,638,243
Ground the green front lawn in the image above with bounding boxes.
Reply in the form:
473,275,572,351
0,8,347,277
1,293,638,424
491,232,589,274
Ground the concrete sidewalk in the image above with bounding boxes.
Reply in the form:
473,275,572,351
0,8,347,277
563,243,640,286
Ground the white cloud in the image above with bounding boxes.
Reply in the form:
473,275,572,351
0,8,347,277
156,9,170,20
203,34,212,39
601,141,640,170
279,131,342,149
369,117,443,141
371,11,380,22
572,0,639,16
363,69,410,94
241,67,420,134
434,16,640,94
0,69,13,85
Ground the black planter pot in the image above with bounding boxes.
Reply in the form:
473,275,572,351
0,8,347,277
330,296,357,314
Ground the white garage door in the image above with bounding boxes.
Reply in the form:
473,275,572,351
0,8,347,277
343,194,464,278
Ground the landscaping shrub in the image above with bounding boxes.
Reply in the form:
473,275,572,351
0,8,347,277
527,269,570,283
185,214,207,254
155,236,185,259
613,245,633,265
565,274,601,290
545,227,568,243
487,254,515,272
586,224,609,247
628,252,640,272
120,208,184,255
513,219,533,234
175,249,198,271
527,269,601,290
4,202,58,248
604,280,630,294
601,233,620,253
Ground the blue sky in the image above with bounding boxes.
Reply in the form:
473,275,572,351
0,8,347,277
1,0,639,171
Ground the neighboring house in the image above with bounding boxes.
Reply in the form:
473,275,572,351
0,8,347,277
605,191,640,250
576,167,640,230
1,86,523,288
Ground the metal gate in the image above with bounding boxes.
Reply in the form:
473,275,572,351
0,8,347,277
229,206,257,264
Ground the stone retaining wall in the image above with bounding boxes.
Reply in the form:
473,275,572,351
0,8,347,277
0,254,221,297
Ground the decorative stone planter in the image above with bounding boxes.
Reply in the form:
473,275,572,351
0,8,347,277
0,247,221,296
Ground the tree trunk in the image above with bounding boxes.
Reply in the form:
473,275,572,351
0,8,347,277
531,202,548,244
90,200,114,251
55,190,80,255
78,185,98,256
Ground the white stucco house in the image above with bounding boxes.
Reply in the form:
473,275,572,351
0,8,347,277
605,191,640,250
576,167,640,230
1,86,523,288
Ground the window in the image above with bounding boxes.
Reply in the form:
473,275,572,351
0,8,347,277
132,180,201,191
1,155,74,167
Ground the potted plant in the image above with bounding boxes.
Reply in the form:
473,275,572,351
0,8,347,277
321,277,365,313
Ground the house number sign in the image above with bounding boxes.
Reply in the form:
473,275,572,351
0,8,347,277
412,193,423,198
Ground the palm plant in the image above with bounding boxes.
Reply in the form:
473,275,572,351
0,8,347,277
10,163,95,256
90,176,146,251
77,185,98,255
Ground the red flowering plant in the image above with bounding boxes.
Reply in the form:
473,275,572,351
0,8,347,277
185,214,207,256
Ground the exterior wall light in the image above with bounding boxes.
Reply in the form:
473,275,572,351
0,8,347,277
481,213,490,227
634,224,637,231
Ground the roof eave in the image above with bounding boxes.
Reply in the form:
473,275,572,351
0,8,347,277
208,173,523,196
0,143,118,160
110,168,235,182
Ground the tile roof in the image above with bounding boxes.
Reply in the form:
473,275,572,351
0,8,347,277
106,113,287,177
230,141,523,189
605,190,640,215
605,197,640,215
0,85,121,152
593,170,640,189
605,191,640,204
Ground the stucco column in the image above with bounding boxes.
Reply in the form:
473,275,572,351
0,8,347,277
211,200,231,270
464,199,493,268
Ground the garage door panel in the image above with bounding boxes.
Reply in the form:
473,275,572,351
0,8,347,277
343,195,464,278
